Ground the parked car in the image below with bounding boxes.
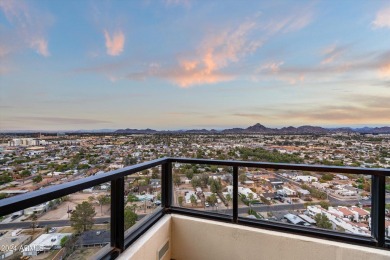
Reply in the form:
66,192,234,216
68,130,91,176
48,227,56,233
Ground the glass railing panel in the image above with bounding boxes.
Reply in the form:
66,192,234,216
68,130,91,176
172,163,233,216
238,168,371,236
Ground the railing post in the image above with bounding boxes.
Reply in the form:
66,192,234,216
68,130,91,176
162,161,172,210
371,175,385,247
233,166,238,223
111,177,125,252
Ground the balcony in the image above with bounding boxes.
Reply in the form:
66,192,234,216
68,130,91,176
1,158,389,259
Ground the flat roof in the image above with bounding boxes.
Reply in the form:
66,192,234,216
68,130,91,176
75,230,110,246
24,233,72,252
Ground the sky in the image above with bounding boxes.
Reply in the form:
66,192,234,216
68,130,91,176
1,0,390,131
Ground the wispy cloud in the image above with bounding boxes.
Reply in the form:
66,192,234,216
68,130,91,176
104,29,125,56
321,44,350,65
0,0,52,57
261,5,314,34
14,116,110,125
232,94,390,126
255,49,390,84
128,20,262,87
372,6,390,29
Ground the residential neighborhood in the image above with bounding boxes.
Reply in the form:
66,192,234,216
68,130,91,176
0,132,389,258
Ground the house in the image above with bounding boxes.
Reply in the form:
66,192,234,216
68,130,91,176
284,213,308,226
75,230,110,247
294,176,318,183
24,202,50,215
282,186,297,196
22,233,72,256
0,232,31,259
238,187,258,199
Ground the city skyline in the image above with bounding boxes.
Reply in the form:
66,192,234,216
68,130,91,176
1,0,390,130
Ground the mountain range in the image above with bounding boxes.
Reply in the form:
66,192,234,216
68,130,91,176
114,123,390,135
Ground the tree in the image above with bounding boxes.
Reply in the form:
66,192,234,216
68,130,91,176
190,194,197,206
207,194,218,210
97,195,110,216
178,196,184,207
33,174,43,184
60,236,69,247
185,169,194,180
127,194,139,203
20,170,31,183
70,201,96,233
124,206,138,230
210,178,222,193
88,196,95,203
191,176,201,188
239,173,247,184
314,213,332,229
151,168,159,179
248,193,254,210
173,173,181,187
31,213,38,234
225,194,232,209
319,201,330,210
200,174,209,188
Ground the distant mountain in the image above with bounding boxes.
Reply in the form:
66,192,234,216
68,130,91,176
115,128,158,134
7,123,388,135
113,123,390,135
353,126,390,134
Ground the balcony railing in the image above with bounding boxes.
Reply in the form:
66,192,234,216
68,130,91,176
0,157,389,258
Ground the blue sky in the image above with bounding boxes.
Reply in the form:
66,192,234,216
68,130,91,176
1,0,390,130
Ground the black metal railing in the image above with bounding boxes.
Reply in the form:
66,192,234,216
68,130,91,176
0,157,389,258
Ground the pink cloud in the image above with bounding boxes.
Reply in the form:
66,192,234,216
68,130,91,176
379,63,390,77
320,44,351,65
257,61,284,73
30,38,49,57
126,20,262,88
169,21,262,87
104,30,125,56
373,7,390,28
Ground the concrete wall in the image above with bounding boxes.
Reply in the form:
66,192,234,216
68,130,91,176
119,214,390,260
171,215,390,260
117,215,171,260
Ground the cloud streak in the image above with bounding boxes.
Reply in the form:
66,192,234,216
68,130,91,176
14,117,110,125
104,30,125,56
0,0,52,57
233,94,390,126
373,6,390,29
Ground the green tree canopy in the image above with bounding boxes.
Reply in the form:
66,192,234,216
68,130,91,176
314,213,332,229
32,174,43,183
70,201,96,233
124,206,138,230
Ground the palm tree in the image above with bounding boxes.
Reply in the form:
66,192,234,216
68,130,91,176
31,213,38,234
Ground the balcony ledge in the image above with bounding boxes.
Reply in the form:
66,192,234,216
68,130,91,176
118,214,390,260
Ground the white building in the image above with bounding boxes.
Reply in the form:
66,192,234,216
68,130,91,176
24,202,50,215
238,187,258,199
294,176,318,183
307,205,369,236
22,233,72,256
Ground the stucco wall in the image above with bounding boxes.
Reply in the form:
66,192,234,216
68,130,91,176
117,215,171,260
171,215,390,260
